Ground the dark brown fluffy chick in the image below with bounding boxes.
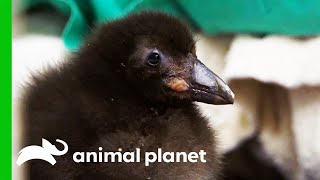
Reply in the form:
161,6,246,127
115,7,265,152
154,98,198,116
22,11,234,180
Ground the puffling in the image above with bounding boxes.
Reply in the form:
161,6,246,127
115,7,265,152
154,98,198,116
22,11,234,180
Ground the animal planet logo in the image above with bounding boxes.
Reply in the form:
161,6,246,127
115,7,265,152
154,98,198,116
17,139,207,166
16,138,68,166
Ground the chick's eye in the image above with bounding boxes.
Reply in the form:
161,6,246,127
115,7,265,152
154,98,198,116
147,52,161,66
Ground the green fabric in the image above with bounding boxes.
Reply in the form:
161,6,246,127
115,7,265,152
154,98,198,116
23,0,320,50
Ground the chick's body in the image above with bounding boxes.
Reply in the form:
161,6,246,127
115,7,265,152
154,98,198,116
22,12,233,180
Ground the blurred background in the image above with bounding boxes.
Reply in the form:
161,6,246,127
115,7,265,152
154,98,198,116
12,0,320,180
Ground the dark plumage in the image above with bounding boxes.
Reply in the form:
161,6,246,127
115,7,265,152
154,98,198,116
22,11,234,180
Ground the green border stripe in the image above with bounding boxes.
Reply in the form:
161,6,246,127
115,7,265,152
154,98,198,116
0,0,12,179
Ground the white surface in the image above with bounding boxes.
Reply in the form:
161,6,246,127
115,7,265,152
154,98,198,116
224,35,320,88
12,35,67,99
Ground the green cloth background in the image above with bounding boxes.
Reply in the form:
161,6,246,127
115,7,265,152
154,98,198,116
24,0,320,50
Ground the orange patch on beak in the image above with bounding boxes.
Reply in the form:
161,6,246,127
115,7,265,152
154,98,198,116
167,78,189,92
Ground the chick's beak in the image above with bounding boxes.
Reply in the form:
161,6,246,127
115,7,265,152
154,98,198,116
190,59,234,105
166,59,234,105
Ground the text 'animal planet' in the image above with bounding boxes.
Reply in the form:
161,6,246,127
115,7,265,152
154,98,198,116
17,139,207,167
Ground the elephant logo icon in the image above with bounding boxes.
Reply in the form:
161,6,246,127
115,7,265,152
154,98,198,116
16,138,68,166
